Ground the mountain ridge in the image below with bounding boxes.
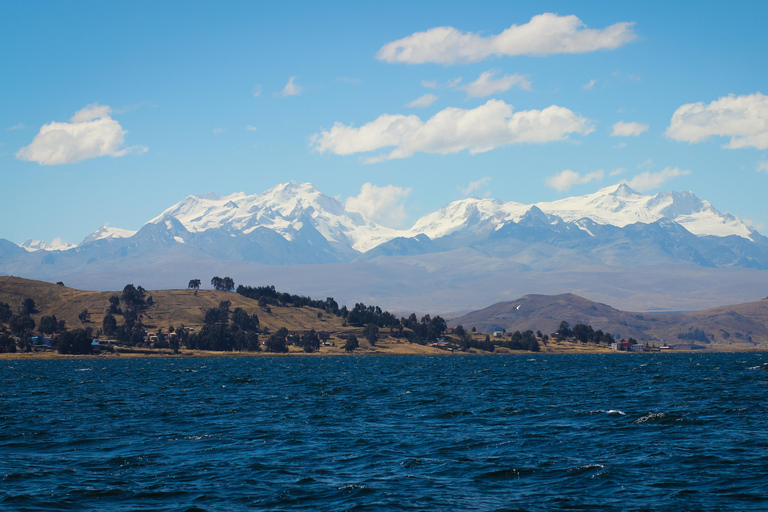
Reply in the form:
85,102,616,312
13,182,759,254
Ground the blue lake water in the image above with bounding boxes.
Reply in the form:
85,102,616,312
2,353,768,511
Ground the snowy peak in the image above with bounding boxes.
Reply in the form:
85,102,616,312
148,181,399,252
81,224,137,245
20,238,77,252
536,184,753,239
407,197,528,239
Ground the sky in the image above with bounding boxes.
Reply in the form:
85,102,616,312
2,0,768,246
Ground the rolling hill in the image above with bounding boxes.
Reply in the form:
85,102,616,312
450,293,768,350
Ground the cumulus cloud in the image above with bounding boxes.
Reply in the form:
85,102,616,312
278,76,302,97
624,167,690,191
377,13,637,64
421,79,438,89
345,183,412,227
312,99,593,163
7,123,25,131
460,177,491,196
458,70,531,98
666,92,768,149
582,79,597,90
16,103,146,165
609,167,627,176
406,94,439,108
611,121,649,137
757,161,768,174
546,169,604,192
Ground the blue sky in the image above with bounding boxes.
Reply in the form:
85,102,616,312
2,1,768,245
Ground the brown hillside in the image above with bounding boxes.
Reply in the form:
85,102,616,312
450,292,768,350
0,276,345,333
0,276,454,356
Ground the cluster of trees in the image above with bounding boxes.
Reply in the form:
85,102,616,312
186,300,261,351
556,321,615,345
102,284,154,346
0,299,38,351
499,330,540,352
401,314,447,344
211,276,235,292
458,333,496,352
236,284,340,314
346,303,398,328
56,328,94,355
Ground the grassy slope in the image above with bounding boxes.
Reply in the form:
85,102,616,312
0,276,453,355
450,293,768,350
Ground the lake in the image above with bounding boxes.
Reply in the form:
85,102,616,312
2,353,768,511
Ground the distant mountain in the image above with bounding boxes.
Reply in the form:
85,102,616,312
20,238,77,252
449,293,768,350
2,181,767,314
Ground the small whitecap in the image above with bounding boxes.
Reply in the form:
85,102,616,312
606,409,626,416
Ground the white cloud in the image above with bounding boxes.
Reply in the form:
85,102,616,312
245,125,258,131
666,92,768,149
253,85,262,97
312,99,593,163
611,121,649,137
757,161,768,174
609,167,627,176
624,167,690,192
546,169,604,192
421,79,437,89
7,123,25,131
278,76,302,97
405,94,439,108
213,127,224,134
445,77,462,88
582,79,597,90
377,13,637,64
461,177,491,196
345,183,412,227
16,103,146,165
458,70,531,98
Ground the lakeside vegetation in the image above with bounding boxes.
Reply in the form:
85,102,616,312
0,276,624,358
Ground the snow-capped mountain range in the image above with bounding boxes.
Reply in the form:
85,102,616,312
4,181,767,313
16,181,759,255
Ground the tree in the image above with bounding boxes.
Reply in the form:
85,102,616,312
0,333,16,353
57,328,93,355
188,279,201,290
21,298,37,315
363,324,379,346
557,321,572,339
78,309,91,324
10,314,35,338
211,276,235,291
56,281,65,286
102,313,117,336
0,301,12,323
39,315,59,334
232,307,259,331
265,327,289,353
344,334,359,352
122,284,148,313
300,329,321,353
108,295,122,315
